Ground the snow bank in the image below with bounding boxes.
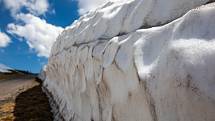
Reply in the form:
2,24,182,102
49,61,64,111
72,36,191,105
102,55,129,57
50,0,210,56
44,1,215,121
0,64,11,73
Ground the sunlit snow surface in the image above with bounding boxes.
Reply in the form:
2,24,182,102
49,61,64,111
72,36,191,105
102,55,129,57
44,1,215,121
0,64,11,73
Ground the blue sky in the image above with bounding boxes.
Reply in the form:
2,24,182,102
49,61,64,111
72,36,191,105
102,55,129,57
0,0,80,73
0,0,110,73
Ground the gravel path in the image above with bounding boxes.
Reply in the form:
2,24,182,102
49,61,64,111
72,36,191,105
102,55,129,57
0,78,38,101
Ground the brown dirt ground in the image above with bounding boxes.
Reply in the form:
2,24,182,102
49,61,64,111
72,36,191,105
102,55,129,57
0,76,53,121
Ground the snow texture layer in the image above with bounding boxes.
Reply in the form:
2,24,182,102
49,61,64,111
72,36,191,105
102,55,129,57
44,1,215,121
0,64,11,73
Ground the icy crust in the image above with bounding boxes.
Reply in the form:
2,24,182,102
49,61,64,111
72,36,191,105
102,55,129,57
51,0,212,57
44,2,215,121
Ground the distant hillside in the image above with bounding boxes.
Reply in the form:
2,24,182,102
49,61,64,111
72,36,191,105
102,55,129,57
0,64,36,80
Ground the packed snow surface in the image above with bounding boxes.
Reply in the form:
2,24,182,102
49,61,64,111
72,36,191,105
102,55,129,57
44,0,215,121
0,64,11,73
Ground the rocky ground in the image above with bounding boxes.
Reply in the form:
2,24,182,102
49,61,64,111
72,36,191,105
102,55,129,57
0,73,53,121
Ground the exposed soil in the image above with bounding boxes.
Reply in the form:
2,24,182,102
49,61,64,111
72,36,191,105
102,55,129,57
0,76,53,121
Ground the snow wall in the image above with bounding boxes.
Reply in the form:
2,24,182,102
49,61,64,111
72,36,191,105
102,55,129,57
43,0,215,121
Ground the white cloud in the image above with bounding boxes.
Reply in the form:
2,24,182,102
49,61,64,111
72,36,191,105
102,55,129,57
0,31,11,48
2,0,49,16
7,13,63,57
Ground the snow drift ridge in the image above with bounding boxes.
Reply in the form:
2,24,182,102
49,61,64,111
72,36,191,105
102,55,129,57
43,1,215,121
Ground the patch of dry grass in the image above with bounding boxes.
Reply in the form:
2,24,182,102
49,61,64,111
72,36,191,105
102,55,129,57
0,114,14,121
0,102,15,121
0,102,15,113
